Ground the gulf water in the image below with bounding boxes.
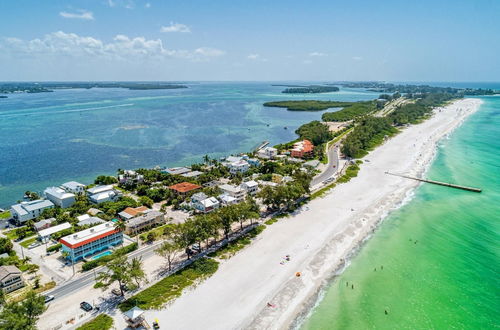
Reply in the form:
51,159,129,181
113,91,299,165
0,82,378,207
301,94,500,329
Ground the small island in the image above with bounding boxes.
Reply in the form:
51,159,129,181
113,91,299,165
282,85,339,94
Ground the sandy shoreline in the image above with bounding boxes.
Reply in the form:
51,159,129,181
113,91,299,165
140,98,482,330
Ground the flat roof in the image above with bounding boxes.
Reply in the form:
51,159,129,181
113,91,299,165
44,186,75,199
60,222,118,248
219,184,243,193
61,181,85,189
12,199,54,214
169,182,201,193
87,185,114,195
38,222,72,237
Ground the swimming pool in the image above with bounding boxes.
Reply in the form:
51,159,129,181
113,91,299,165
91,250,112,260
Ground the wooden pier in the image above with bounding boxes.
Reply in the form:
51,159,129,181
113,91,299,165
385,172,482,193
255,140,269,152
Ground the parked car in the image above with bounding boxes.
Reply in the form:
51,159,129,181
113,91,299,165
28,242,41,249
44,295,55,303
80,301,93,312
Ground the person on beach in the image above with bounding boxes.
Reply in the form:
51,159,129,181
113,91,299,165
352,284,354,289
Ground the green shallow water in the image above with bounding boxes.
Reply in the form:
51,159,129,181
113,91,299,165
301,97,500,329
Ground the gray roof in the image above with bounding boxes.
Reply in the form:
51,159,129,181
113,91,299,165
87,185,114,195
163,167,191,175
34,218,56,230
0,265,22,281
62,181,85,189
127,211,163,227
78,217,105,226
12,199,54,214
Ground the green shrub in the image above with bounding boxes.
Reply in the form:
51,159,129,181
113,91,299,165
77,314,113,330
119,258,219,312
81,243,138,271
46,243,62,253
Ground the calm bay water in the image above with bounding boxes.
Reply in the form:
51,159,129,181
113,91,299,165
0,82,378,207
301,95,500,329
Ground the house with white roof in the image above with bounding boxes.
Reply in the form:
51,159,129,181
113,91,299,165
241,180,259,195
38,222,72,243
61,181,85,194
219,194,238,206
191,193,220,213
44,186,76,208
118,170,144,185
228,159,250,175
219,184,247,203
86,185,121,204
10,199,55,224
257,147,278,159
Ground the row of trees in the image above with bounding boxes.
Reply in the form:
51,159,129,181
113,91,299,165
0,290,46,330
95,255,147,296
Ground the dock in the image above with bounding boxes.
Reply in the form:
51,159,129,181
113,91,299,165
385,172,482,193
255,140,269,152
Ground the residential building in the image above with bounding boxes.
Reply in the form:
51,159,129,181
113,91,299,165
118,206,150,221
44,186,76,208
169,182,201,195
219,184,246,203
291,140,314,158
86,185,121,204
241,180,259,195
125,211,164,235
191,193,219,213
33,218,56,231
60,222,123,262
228,159,250,175
77,216,105,227
0,266,25,293
38,222,72,243
61,181,85,194
303,159,320,168
257,147,278,159
219,194,238,206
118,170,144,185
162,167,191,175
181,171,203,178
10,199,55,224
247,158,261,167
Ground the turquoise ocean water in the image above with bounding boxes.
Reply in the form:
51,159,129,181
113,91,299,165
0,82,378,207
301,93,500,329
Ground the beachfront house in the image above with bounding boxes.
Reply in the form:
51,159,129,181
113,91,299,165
0,266,25,293
118,170,144,185
241,180,259,195
60,222,123,262
61,181,85,195
219,184,246,203
37,222,72,243
125,210,164,235
77,215,105,227
162,167,191,175
44,186,76,208
86,185,121,204
10,199,55,224
291,140,314,158
118,206,150,221
257,147,278,159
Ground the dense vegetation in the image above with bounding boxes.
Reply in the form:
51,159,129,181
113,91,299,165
389,93,456,126
0,82,187,94
264,100,354,111
321,101,377,122
341,117,398,158
119,258,219,311
81,243,138,271
295,120,332,145
76,314,113,330
282,85,339,94
338,82,499,96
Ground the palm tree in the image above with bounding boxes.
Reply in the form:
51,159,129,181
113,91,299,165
114,220,126,246
203,154,210,164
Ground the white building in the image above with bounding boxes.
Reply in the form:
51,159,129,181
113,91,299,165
241,180,259,195
118,170,144,185
86,185,121,204
61,181,85,194
257,147,278,159
191,193,220,213
37,222,72,243
219,184,247,203
10,199,55,224
44,187,76,208
219,194,238,206
228,160,250,175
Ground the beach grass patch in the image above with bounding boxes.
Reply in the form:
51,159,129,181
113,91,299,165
20,237,38,248
76,314,113,330
118,258,219,311
0,211,10,219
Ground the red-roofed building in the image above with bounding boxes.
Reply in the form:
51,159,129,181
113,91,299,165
168,182,201,195
291,140,314,158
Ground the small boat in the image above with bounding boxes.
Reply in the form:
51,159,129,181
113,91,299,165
284,126,288,129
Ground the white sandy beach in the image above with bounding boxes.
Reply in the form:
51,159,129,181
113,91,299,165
122,98,481,330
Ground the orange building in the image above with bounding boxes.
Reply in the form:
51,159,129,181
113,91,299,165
168,182,202,195
291,139,314,158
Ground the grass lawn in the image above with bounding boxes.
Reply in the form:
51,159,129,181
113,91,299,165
20,237,38,248
119,258,219,312
0,211,10,219
76,314,113,330
139,223,175,242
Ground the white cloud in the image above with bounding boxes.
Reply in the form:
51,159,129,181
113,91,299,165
352,56,363,61
309,52,327,57
247,54,260,60
145,2,151,8
107,0,134,9
1,31,224,61
59,10,94,20
194,47,225,57
161,22,191,33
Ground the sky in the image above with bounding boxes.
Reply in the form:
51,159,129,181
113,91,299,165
0,0,498,81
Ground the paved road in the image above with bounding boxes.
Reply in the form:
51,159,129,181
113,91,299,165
46,241,162,299
311,143,340,186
